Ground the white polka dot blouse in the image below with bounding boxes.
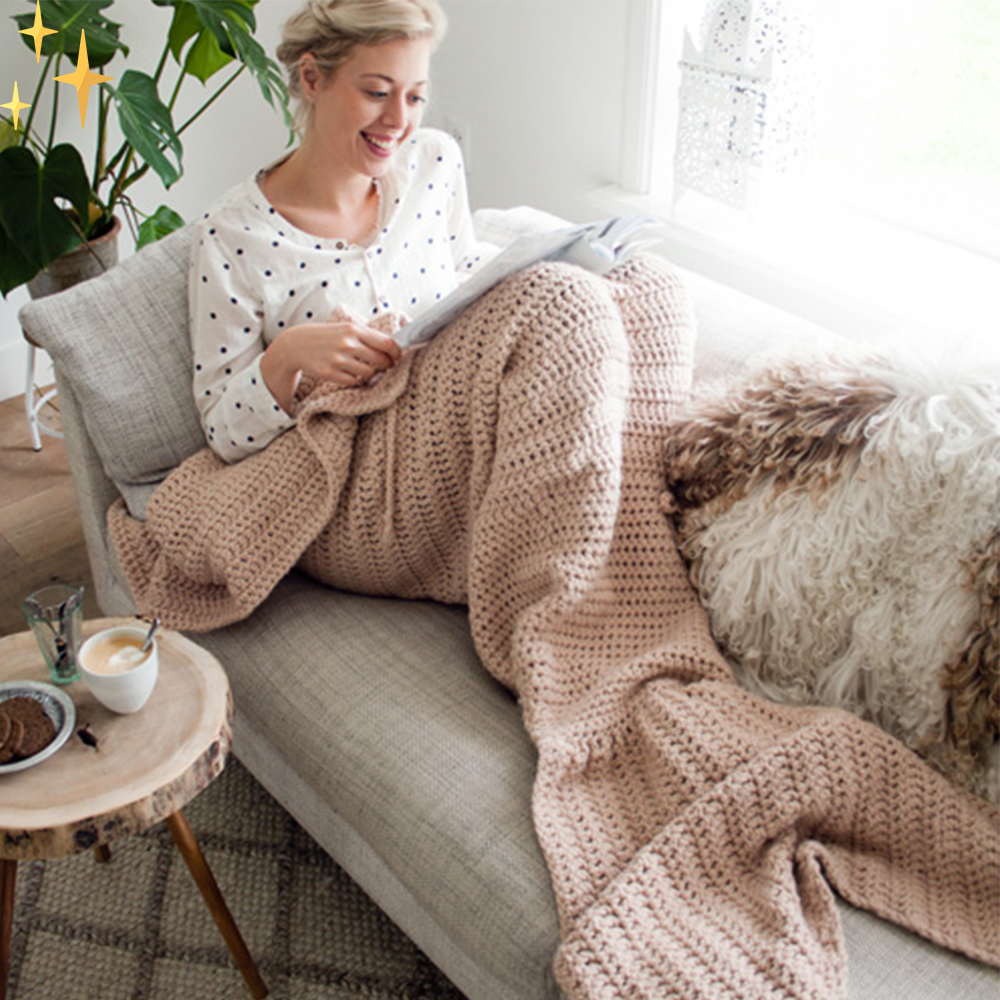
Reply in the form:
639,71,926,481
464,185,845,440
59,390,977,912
188,128,497,463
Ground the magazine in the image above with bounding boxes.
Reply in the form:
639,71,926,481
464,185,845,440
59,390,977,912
395,215,663,348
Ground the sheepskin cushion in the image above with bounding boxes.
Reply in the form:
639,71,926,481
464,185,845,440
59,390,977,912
662,348,999,802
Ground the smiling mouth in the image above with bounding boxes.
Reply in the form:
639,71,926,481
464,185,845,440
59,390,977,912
362,132,398,156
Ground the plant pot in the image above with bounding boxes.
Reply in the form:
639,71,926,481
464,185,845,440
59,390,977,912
27,215,122,301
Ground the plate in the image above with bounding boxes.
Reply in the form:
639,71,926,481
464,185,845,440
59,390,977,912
0,680,76,774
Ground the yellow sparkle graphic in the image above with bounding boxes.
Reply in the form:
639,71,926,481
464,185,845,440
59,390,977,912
19,1,58,63
53,29,113,130
1,82,32,131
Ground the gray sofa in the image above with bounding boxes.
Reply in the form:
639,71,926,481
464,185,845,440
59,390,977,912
20,210,999,1000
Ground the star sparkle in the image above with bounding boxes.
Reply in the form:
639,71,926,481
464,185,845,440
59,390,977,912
19,1,58,63
1,82,31,131
53,29,113,129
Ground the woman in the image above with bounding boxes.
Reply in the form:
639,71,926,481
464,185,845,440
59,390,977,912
189,0,491,463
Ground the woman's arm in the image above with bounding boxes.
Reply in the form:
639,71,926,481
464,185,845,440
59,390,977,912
189,224,297,462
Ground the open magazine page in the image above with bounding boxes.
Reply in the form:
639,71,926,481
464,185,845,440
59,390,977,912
396,216,660,348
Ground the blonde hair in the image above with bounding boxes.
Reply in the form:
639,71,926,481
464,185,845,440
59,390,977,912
277,0,448,134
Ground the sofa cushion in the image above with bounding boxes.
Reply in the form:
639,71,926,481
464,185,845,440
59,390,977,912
19,227,204,516
194,572,563,1000
842,902,1000,1000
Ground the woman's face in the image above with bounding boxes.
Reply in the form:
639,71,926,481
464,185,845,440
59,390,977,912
301,37,432,180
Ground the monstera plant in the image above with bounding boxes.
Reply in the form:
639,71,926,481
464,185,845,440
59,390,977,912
0,0,291,297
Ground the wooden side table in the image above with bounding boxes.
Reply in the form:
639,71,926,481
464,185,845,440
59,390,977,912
0,617,267,999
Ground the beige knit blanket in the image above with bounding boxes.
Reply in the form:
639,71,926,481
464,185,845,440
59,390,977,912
110,257,1000,998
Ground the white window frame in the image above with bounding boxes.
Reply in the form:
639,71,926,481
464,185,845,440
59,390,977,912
594,0,998,353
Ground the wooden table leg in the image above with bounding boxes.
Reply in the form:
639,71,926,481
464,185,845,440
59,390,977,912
1,859,16,1000
164,811,268,999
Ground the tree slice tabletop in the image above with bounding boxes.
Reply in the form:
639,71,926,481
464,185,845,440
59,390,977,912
0,618,232,861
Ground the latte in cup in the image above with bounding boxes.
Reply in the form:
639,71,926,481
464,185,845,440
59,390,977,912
79,625,159,714
84,633,151,675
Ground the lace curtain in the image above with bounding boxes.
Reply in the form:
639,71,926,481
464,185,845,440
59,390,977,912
673,0,818,208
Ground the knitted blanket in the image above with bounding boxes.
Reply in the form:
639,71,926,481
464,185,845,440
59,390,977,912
109,257,1000,998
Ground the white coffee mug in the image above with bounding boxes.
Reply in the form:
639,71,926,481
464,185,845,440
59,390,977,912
79,625,159,714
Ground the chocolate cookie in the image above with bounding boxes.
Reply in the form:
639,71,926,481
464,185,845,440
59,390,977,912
1,696,56,760
0,715,24,764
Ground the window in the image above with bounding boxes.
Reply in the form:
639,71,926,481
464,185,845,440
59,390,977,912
601,0,1000,352
806,0,999,258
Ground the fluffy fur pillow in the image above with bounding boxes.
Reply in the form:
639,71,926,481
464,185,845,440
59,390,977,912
663,349,999,803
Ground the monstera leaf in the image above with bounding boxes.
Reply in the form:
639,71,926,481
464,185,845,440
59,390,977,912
0,144,92,296
137,204,185,249
158,0,254,79
13,0,127,67
108,70,183,189
155,0,291,129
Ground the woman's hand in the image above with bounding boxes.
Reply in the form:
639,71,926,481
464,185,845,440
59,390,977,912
260,319,403,413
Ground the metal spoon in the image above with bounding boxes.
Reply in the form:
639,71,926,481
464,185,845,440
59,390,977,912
140,617,160,654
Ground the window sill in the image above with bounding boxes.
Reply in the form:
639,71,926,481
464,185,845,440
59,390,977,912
589,183,998,359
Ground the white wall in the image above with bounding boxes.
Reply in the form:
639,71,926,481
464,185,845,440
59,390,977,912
426,0,629,220
0,0,631,401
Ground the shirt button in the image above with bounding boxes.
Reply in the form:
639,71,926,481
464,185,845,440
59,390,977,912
336,241,346,250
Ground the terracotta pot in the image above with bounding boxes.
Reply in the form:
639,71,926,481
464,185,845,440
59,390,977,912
27,215,122,300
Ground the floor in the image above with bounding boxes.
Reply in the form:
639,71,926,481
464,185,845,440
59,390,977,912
0,390,100,637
